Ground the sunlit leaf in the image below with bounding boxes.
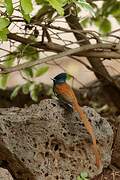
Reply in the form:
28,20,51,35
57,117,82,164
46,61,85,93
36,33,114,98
77,0,95,17
20,0,33,14
0,74,8,90
10,86,21,99
22,82,31,94
34,66,49,77
35,0,47,4
0,28,9,41
29,84,40,102
0,18,10,30
4,0,13,16
80,172,88,178
21,9,31,22
47,0,64,15
76,176,82,180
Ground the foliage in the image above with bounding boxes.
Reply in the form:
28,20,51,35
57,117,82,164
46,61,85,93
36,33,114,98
0,0,119,101
81,0,120,34
77,172,89,180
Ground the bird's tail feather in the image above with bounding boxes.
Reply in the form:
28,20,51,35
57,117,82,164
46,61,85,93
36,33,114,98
73,102,101,168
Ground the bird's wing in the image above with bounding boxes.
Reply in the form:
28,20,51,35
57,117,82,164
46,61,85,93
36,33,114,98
54,83,78,105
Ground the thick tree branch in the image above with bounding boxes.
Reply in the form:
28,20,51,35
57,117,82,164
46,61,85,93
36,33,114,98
0,43,119,74
7,33,120,59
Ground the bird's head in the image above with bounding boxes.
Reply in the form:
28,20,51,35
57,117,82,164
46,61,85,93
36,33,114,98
52,73,67,84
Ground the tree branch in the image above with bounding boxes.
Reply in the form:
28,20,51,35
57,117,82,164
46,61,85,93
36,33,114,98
0,43,119,74
7,32,120,59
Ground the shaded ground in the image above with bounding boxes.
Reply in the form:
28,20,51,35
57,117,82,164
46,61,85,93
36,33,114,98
0,80,120,180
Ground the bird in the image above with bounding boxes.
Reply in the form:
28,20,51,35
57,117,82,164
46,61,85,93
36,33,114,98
52,73,101,168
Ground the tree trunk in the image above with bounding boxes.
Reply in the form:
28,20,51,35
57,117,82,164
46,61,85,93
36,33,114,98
65,9,120,109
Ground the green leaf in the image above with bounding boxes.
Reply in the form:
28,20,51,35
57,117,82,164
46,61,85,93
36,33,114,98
21,8,31,22
0,18,10,30
99,18,111,34
47,0,64,15
35,0,47,4
77,0,95,17
20,0,33,14
76,176,82,180
10,86,21,99
80,172,88,179
22,82,31,94
114,16,120,24
0,31,7,41
66,73,72,80
30,89,38,101
4,0,13,16
29,84,40,102
34,66,49,77
0,28,9,41
22,68,33,78
0,74,8,90
0,54,15,89
81,18,89,28
110,3,120,17
17,44,39,61
4,54,15,67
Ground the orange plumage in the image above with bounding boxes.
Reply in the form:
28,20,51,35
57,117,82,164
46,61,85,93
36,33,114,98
52,73,101,168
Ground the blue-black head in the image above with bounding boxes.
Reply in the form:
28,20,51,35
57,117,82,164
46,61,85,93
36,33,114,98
52,73,67,84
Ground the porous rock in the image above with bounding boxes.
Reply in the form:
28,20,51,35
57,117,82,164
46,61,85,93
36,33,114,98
0,99,113,179
0,168,13,180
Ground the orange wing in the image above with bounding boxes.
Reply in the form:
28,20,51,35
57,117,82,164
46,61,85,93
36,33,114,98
54,83,78,105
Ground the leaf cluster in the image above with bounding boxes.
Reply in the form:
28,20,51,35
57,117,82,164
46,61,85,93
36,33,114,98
81,0,120,34
0,0,119,101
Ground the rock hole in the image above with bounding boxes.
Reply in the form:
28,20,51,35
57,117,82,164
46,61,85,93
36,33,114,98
51,103,56,107
56,175,59,179
21,158,24,162
34,143,37,148
50,134,54,137
63,132,67,137
99,118,103,125
70,175,74,180
45,141,49,148
3,133,7,136
69,146,74,151
60,153,66,158
45,173,48,177
90,112,94,117
54,144,59,151
45,152,49,157
89,166,92,170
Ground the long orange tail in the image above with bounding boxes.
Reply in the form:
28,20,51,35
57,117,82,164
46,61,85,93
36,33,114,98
73,102,101,168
